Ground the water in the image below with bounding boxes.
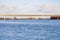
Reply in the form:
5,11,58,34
0,20,60,40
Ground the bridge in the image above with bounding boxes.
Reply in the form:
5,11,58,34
0,14,60,20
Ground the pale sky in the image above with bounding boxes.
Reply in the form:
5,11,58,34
0,0,60,14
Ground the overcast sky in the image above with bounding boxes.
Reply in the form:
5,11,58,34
0,0,60,14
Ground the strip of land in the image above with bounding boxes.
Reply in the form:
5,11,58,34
0,14,60,20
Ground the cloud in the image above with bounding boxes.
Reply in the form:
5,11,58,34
37,4,60,14
0,4,16,13
0,4,37,14
0,4,60,14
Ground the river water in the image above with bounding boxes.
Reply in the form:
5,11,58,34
0,20,60,40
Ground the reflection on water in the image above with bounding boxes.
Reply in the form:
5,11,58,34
0,20,60,40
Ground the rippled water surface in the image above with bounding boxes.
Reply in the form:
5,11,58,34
0,20,60,40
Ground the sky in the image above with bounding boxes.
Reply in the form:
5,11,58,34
0,0,60,14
